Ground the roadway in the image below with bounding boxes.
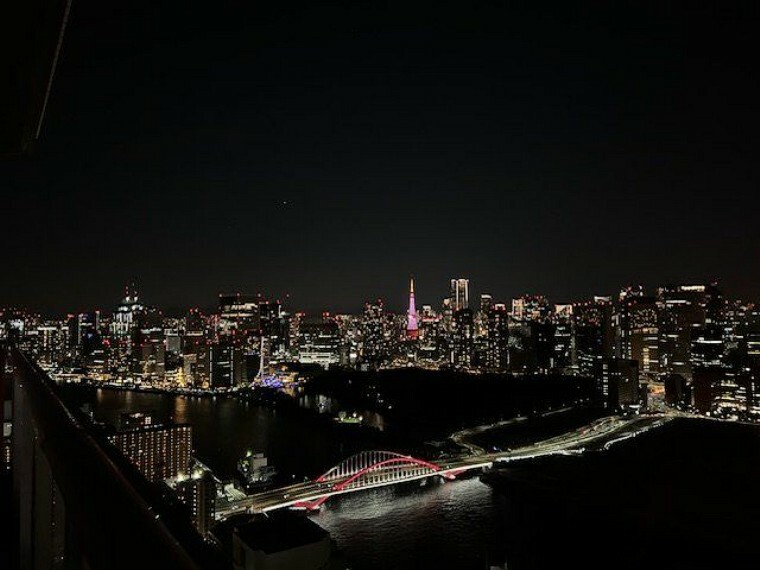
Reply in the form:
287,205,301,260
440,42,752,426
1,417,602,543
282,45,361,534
216,413,671,518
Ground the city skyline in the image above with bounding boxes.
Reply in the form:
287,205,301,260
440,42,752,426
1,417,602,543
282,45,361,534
5,274,752,393
0,274,748,318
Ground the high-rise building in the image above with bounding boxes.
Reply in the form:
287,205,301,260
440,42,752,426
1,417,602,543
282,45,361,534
511,295,550,323
186,307,205,334
418,305,443,363
450,278,470,312
64,311,106,371
362,301,387,367
507,321,530,373
552,305,574,373
472,297,489,367
218,293,259,335
209,340,244,388
406,278,419,340
531,321,556,373
165,328,182,355
182,331,209,387
485,303,509,371
657,284,718,381
616,293,659,381
297,317,341,369
139,331,166,382
120,412,154,430
258,300,281,336
174,468,217,537
710,370,746,418
477,293,493,330
36,322,66,365
691,324,725,369
740,371,760,421
594,358,639,409
266,309,291,361
451,308,474,369
109,285,152,379
68,311,100,349
108,422,192,482
246,299,291,363
575,298,615,371
111,283,144,339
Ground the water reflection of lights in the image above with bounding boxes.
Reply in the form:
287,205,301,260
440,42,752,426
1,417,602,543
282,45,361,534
174,395,189,424
312,477,475,522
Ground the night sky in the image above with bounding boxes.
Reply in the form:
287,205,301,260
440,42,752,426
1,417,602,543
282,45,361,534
3,2,759,315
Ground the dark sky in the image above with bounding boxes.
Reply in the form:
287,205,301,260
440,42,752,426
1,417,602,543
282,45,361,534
3,1,760,315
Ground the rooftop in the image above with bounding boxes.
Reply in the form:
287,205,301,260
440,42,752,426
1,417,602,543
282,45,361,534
234,512,329,555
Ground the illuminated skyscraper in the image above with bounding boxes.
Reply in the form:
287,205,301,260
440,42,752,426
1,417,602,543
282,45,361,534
361,300,386,367
511,294,550,322
657,284,718,381
111,283,143,339
174,468,217,537
476,294,493,338
553,304,574,373
407,278,419,339
594,357,639,409
218,293,258,335
298,317,341,369
485,303,509,371
450,278,469,312
573,297,615,375
615,292,659,381
208,339,244,388
418,305,443,361
452,308,474,369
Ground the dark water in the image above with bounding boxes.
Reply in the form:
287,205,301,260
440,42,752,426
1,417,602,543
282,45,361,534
83,388,388,481
313,477,509,569
75,388,759,570
299,393,387,431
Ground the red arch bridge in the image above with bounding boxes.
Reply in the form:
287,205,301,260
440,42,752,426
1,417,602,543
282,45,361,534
219,451,492,516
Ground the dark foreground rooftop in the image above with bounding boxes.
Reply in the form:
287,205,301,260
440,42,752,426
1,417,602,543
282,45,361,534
234,511,330,555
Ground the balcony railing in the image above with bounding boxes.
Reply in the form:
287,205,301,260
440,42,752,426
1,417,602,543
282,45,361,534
2,343,225,569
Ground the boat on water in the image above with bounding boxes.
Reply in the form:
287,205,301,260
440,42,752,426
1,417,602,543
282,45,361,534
238,449,278,491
